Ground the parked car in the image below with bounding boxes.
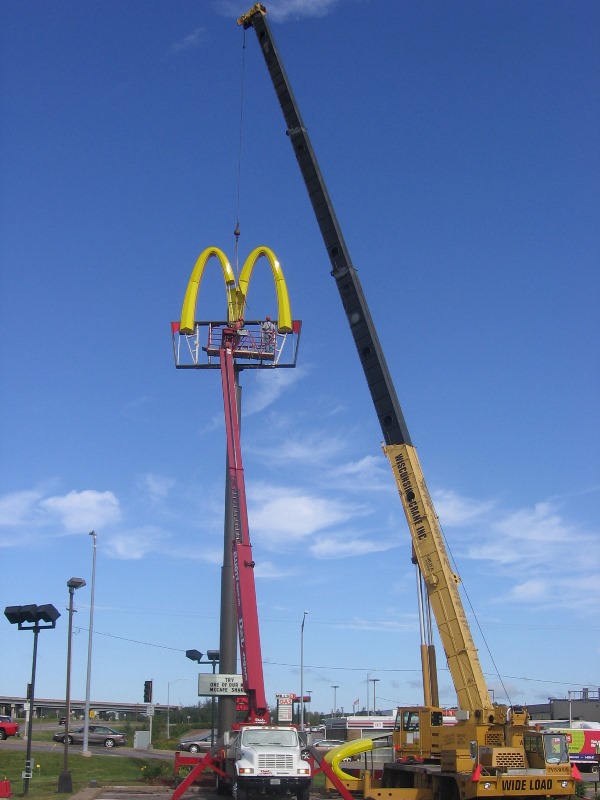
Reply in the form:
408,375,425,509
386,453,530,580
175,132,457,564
177,731,217,753
0,715,19,739
309,738,348,757
52,725,127,748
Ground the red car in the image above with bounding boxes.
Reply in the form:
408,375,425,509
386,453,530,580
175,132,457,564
0,716,19,739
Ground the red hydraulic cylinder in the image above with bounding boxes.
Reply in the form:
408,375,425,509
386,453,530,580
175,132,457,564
219,331,268,723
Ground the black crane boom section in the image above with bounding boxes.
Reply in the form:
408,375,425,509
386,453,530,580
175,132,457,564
239,5,412,447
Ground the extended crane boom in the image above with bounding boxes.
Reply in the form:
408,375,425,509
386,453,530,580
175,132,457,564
238,2,492,718
221,328,269,723
237,8,577,799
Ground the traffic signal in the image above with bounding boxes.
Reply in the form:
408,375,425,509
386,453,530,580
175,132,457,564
143,680,153,703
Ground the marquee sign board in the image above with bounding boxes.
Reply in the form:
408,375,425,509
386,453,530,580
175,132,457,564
198,673,245,696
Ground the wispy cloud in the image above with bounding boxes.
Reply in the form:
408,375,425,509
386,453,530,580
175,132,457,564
310,530,398,560
138,473,175,503
247,428,346,465
255,559,294,579
216,0,344,23
244,366,307,415
327,454,393,493
433,488,496,526
0,489,44,527
104,525,169,560
171,27,207,54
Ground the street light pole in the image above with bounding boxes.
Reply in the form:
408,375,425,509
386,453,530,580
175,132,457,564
58,577,86,794
4,603,61,798
186,648,220,746
82,530,97,757
167,678,188,740
370,678,380,715
332,685,339,718
300,611,308,731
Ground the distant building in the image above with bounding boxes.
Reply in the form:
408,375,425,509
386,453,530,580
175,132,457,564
527,688,600,723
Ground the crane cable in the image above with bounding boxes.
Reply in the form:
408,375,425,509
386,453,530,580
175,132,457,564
439,519,513,706
234,27,247,277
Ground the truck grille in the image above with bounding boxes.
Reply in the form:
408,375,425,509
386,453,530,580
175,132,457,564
258,754,294,770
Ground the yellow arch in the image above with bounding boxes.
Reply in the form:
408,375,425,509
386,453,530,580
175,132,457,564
236,246,293,333
325,737,373,783
180,247,237,334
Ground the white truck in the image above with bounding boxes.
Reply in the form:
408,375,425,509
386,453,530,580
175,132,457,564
217,725,311,800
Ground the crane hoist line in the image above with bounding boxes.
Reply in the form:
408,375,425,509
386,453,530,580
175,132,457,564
238,5,579,800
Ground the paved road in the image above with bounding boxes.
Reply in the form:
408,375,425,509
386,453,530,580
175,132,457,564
0,737,176,761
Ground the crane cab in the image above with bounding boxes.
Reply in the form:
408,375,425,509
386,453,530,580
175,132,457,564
393,707,445,763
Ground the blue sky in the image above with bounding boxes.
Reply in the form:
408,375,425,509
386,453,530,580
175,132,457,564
1,0,598,719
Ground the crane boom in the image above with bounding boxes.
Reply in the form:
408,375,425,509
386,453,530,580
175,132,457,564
238,5,411,450
239,3,493,716
220,328,269,723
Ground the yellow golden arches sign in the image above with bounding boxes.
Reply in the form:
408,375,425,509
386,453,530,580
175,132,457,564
179,246,292,335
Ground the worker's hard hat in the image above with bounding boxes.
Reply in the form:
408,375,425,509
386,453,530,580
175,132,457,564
265,315,271,321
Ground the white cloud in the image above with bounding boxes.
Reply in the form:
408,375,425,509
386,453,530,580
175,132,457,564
494,502,575,544
433,489,495,526
139,473,175,502
254,559,293,579
328,454,393,493
217,0,343,23
331,614,417,633
468,500,587,570
507,578,548,601
248,483,366,547
40,489,121,532
104,526,169,560
0,489,43,527
244,366,307,415
171,27,207,54
310,531,398,560
248,429,345,465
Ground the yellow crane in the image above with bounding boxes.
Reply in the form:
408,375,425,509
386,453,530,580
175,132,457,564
238,5,579,800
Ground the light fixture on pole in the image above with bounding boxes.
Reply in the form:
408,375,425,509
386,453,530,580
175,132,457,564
4,603,60,798
82,530,97,757
186,648,220,745
369,677,380,715
58,577,86,794
331,685,339,718
300,610,308,731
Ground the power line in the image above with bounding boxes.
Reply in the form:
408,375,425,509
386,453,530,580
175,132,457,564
75,627,590,689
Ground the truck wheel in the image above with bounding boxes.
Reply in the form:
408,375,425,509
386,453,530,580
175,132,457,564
297,787,310,800
0,731,6,740
232,781,246,800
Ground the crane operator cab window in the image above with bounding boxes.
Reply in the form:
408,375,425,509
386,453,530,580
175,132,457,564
524,733,569,767
403,711,420,733
398,710,422,746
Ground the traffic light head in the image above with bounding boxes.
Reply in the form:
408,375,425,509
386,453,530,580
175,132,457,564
143,680,153,703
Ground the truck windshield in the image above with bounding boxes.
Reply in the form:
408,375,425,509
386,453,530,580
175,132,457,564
241,729,298,747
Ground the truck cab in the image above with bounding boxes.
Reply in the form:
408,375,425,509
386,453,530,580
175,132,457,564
221,725,311,800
